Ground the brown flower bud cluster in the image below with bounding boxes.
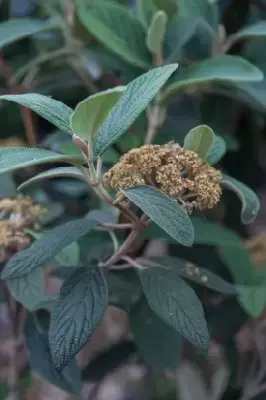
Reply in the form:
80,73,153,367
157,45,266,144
0,196,43,262
104,143,222,211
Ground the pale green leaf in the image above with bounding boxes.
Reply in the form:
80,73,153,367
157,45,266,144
130,299,181,368
77,0,151,68
122,185,194,246
0,18,59,48
94,64,178,155
49,266,108,371
139,267,209,351
207,135,226,165
71,87,125,139
221,174,260,224
25,317,82,395
18,167,86,192
0,148,84,175
178,0,218,30
1,217,97,279
229,21,266,47
183,125,214,159
162,55,263,101
146,10,168,55
7,268,44,310
0,93,73,133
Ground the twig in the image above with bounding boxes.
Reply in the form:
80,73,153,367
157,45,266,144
0,53,37,146
98,222,133,230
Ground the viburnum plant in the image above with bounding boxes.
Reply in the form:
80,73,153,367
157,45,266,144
0,62,260,394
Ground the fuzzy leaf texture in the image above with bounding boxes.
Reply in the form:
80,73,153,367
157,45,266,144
146,10,168,55
0,94,74,133
77,0,151,68
71,87,125,140
49,266,108,371
221,174,260,224
183,125,214,160
18,167,86,192
25,316,82,395
93,64,178,156
0,148,83,175
161,55,263,101
130,299,181,369
122,185,194,246
1,217,97,279
0,18,59,48
139,267,209,351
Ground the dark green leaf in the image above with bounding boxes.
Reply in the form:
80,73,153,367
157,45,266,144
93,64,178,156
146,10,168,55
183,125,214,160
7,268,44,310
130,299,181,368
1,217,97,279
221,174,260,224
0,94,73,133
122,185,194,246
139,267,209,351
18,167,86,192
207,135,226,165
0,147,83,175
0,18,59,48
162,56,263,101
138,256,237,295
49,266,108,371
71,87,125,139
25,316,82,395
77,0,151,68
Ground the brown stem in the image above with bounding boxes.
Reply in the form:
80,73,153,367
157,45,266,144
98,222,133,230
0,53,37,146
99,228,140,268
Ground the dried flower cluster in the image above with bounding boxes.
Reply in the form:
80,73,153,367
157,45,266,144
0,196,43,262
104,143,222,211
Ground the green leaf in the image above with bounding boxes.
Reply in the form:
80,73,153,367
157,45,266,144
138,256,237,295
0,147,83,175
122,185,194,246
183,125,214,160
130,299,181,369
178,0,218,30
77,0,151,68
7,268,44,310
207,135,226,165
229,22,266,47
94,64,178,156
55,242,80,267
25,316,82,395
1,217,97,279
136,0,157,27
0,94,73,133
221,174,260,224
18,167,86,192
0,18,59,48
49,266,108,371
146,10,168,55
139,267,209,351
162,55,263,101
153,0,179,17
71,87,125,140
